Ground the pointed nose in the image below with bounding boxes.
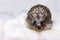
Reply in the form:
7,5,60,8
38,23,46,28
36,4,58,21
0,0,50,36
35,23,41,29
37,26,41,29
36,25,41,29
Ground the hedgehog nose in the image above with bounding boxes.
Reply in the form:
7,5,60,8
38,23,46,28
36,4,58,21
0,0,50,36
35,24,41,29
36,25,41,29
37,26,41,29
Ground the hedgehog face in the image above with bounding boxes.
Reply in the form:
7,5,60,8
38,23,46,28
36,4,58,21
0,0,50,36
27,4,51,29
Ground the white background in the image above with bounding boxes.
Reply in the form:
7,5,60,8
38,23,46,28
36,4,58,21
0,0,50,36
0,0,60,40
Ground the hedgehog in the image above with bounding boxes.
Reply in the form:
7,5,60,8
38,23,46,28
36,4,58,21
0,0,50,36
26,4,52,31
